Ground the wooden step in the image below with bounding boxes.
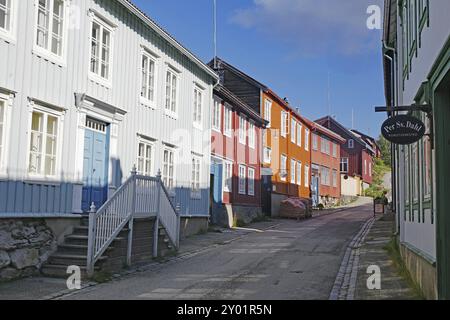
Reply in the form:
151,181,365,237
48,254,108,266
41,264,99,279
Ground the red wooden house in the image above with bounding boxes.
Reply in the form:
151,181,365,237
210,84,266,227
315,116,374,197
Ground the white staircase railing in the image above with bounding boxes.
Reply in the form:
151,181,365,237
86,167,180,276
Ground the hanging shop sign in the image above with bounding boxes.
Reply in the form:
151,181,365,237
381,115,425,145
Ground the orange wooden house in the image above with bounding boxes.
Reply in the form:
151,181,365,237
209,58,312,216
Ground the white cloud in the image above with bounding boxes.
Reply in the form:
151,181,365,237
230,0,384,56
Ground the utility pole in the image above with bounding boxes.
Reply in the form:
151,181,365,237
213,0,217,69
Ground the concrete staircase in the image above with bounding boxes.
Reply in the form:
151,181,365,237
42,217,176,279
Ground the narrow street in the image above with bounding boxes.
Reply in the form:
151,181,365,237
61,205,373,300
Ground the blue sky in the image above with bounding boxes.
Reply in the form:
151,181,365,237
134,0,386,138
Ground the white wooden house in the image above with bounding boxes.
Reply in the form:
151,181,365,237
0,0,218,223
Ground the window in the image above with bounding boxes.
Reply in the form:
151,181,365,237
223,161,233,192
321,136,330,155
297,161,302,186
320,167,330,186
332,170,337,187
304,164,310,188
193,86,203,127
191,156,201,197
348,139,354,149
239,115,246,145
248,121,256,149
0,99,5,169
412,143,419,201
137,139,153,176
264,99,272,127
290,159,296,184
162,147,175,190
332,143,338,158
224,105,232,136
405,146,410,205
291,119,296,144
312,134,318,150
281,111,288,138
36,0,66,57
340,158,349,173
263,147,272,164
364,159,367,175
0,0,12,33
423,116,432,198
212,101,221,131
297,123,302,147
90,15,113,81
304,129,310,151
141,52,156,103
238,165,246,195
248,167,255,196
165,69,178,115
280,154,287,181
28,108,60,177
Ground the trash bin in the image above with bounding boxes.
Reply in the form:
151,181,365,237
374,198,385,216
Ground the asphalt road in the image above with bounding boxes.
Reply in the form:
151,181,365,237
63,205,373,300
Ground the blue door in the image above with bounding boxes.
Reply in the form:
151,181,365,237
311,175,320,207
82,121,110,212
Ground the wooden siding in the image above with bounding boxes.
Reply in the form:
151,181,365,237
0,0,215,216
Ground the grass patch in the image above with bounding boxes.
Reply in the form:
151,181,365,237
383,238,426,299
365,158,392,199
91,271,113,283
232,218,247,228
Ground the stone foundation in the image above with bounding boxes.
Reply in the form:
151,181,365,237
0,219,57,282
399,241,438,300
211,204,263,228
180,216,209,239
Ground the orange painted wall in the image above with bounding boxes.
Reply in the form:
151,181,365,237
262,92,311,199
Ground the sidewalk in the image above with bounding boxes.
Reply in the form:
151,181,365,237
353,214,420,300
0,220,280,300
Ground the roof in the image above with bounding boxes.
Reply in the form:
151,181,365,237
118,0,219,81
209,57,268,91
315,116,367,147
303,119,346,144
265,89,312,128
214,84,267,126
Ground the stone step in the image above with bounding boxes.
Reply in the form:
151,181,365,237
64,235,89,246
41,264,99,279
57,244,115,256
48,254,108,267
72,226,130,236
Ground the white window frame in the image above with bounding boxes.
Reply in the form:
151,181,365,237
305,128,310,151
0,0,17,43
297,161,302,186
280,154,287,181
140,48,158,108
312,133,318,151
239,115,247,145
364,159,367,175
224,105,232,137
348,139,354,149
340,157,349,173
212,100,221,132
0,93,13,173
88,12,115,87
248,121,256,149
321,166,330,186
281,111,288,138
297,123,302,147
291,119,296,144
248,167,255,196
238,164,246,195
290,159,296,184
332,169,337,187
264,99,272,128
193,85,203,129
263,147,272,164
33,0,69,66
162,146,176,193
304,164,310,188
191,155,201,199
136,137,154,176
26,101,64,180
369,162,372,177
332,143,338,158
223,160,233,193
164,67,180,118
321,136,330,155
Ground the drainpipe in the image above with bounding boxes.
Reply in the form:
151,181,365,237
383,41,400,233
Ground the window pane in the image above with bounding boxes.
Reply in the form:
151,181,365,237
37,0,49,48
51,0,64,55
91,22,101,74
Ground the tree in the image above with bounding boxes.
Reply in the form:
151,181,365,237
377,135,392,167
